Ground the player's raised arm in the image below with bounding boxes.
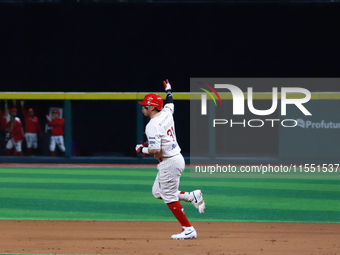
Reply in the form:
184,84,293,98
163,79,174,113
4,100,9,116
21,101,29,118
46,114,52,123
0,100,4,118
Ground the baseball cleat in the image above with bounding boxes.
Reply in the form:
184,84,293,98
191,190,205,214
171,226,197,240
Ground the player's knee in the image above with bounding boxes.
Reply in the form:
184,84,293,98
165,198,179,204
58,144,66,152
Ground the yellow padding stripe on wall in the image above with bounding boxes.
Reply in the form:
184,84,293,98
0,92,340,100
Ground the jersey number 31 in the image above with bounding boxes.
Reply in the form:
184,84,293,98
167,126,176,142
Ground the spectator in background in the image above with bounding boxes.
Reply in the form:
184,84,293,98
5,100,14,118
0,100,8,155
4,100,21,124
21,101,42,156
0,100,7,131
5,110,25,156
6,100,24,153
46,109,65,156
3,100,10,122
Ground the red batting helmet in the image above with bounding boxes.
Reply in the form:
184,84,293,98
28,108,34,112
9,108,17,113
52,109,60,114
139,93,163,110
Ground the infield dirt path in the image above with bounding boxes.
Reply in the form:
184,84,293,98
0,221,339,255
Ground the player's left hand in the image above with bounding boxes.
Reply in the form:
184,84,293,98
135,141,144,153
163,79,172,91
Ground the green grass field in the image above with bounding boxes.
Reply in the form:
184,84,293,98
0,167,339,223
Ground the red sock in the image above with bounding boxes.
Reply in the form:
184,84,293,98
18,151,23,156
6,149,11,156
51,151,55,156
27,148,32,155
167,201,191,227
13,149,17,156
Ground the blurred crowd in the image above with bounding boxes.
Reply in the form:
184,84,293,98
0,100,65,156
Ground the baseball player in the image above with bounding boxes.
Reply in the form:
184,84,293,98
46,109,65,156
2,101,21,151
5,111,25,156
3,100,21,124
21,101,42,155
0,102,6,131
0,104,6,155
135,79,205,240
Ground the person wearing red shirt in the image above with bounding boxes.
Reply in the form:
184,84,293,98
0,101,7,155
21,101,42,155
0,100,7,131
46,109,65,156
3,101,22,153
5,112,25,156
0,109,6,132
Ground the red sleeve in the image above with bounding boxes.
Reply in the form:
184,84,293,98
0,111,4,131
0,115,6,131
58,118,65,126
21,107,28,118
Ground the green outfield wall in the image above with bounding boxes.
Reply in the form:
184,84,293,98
0,92,339,163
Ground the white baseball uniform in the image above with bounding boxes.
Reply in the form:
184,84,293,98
4,116,22,148
50,136,65,152
5,118,24,153
6,138,23,152
25,133,38,149
147,103,185,204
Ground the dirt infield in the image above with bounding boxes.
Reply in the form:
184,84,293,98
0,221,339,255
